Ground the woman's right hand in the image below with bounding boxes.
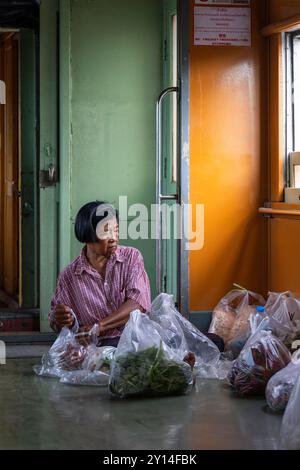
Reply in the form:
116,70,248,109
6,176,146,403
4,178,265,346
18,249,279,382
53,304,74,331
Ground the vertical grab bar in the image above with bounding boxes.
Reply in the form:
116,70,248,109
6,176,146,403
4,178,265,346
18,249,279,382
156,86,179,295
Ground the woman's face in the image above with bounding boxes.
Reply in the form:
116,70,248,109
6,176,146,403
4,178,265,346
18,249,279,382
89,217,119,257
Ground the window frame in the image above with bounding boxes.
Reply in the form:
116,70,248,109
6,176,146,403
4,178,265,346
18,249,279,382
284,29,300,189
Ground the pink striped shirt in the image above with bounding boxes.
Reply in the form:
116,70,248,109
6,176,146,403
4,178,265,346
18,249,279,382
49,245,151,339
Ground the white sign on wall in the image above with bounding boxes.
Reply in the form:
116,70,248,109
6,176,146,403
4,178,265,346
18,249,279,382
194,6,251,46
0,80,6,104
195,1,250,5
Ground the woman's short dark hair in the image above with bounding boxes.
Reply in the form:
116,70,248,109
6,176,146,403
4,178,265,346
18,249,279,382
75,201,119,243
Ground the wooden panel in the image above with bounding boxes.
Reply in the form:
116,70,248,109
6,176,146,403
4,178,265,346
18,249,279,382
262,13,300,35
189,0,269,310
268,0,300,23
0,34,19,299
0,316,39,332
270,217,300,296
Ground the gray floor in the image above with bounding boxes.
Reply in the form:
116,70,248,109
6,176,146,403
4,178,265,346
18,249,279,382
6,345,51,358
0,358,282,450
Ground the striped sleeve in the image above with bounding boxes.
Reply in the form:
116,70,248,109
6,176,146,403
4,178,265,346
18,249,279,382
124,250,151,312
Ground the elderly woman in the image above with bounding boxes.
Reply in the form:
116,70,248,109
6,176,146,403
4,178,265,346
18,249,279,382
49,201,151,347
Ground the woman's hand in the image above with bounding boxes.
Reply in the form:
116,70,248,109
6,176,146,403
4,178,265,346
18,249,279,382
76,325,95,347
98,321,106,337
76,323,105,346
53,304,74,331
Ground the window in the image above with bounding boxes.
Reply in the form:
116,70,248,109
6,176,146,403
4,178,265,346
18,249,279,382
284,30,300,190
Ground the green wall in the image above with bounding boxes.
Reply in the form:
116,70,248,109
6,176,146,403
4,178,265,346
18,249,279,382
59,0,163,296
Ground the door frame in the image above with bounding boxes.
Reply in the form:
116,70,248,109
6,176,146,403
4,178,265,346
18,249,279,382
39,0,59,331
178,0,190,317
20,28,39,309
58,0,72,273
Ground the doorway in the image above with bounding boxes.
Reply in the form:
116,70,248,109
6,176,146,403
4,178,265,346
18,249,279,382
0,32,20,310
0,1,39,332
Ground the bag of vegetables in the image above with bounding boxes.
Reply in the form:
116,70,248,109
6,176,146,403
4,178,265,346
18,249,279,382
109,310,194,399
266,351,300,412
150,293,220,369
33,324,100,379
209,286,265,347
59,346,116,387
228,329,291,397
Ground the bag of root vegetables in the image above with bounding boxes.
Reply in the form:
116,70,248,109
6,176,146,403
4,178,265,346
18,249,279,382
209,286,265,346
59,346,116,387
33,324,100,378
228,330,291,397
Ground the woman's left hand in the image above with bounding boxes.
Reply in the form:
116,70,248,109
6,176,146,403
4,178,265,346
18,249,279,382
98,321,106,337
76,325,94,346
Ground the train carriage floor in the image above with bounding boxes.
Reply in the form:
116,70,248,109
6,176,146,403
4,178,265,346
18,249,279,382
0,358,282,450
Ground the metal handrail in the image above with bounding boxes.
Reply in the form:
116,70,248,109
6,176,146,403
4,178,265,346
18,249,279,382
259,207,300,217
156,86,179,294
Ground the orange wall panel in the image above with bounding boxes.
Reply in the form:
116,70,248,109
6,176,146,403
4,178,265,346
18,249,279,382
269,217,300,296
189,0,268,311
268,0,300,22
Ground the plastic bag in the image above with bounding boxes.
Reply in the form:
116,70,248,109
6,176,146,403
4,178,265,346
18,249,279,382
228,330,291,396
82,346,116,372
265,291,294,316
58,345,116,387
225,307,268,359
150,294,220,370
33,324,99,378
196,354,233,380
279,355,300,450
60,370,110,387
109,310,194,399
209,288,265,346
267,296,300,351
266,351,300,412
225,332,250,360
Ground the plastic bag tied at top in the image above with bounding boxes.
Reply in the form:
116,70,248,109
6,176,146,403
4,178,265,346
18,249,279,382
209,288,266,346
264,293,300,351
150,293,220,368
